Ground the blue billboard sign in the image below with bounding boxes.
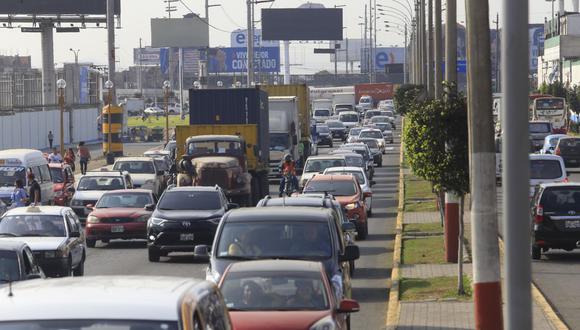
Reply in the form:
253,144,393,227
208,47,280,73
530,25,545,74
79,66,89,104
361,47,405,72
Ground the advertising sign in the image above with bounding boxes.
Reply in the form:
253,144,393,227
151,18,210,48
530,25,545,74
79,66,90,104
133,47,162,66
208,47,280,73
0,0,120,15
231,29,279,48
361,47,405,72
262,8,343,41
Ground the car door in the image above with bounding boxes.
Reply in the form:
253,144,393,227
64,212,83,266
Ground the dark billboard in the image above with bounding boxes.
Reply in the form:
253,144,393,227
0,0,120,15
261,8,343,41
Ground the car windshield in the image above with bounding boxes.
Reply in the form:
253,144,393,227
530,160,563,179
326,121,344,128
0,321,179,330
314,109,330,117
305,159,346,173
221,272,329,311
187,140,243,156
327,171,366,185
365,111,380,119
336,105,353,111
383,111,394,117
270,133,290,151
340,114,359,122
217,222,332,259
157,190,221,210
113,161,155,174
349,128,362,136
345,156,364,167
558,138,580,151
304,179,357,196
0,250,20,282
541,187,580,213
529,123,551,133
341,148,369,161
371,116,389,123
376,123,392,131
549,137,563,147
317,125,330,134
96,193,152,209
50,167,64,183
360,131,383,139
0,166,26,188
0,215,66,237
360,140,379,149
77,177,124,191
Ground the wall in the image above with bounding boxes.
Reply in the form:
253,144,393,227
0,106,100,150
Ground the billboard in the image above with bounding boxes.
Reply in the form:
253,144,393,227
133,47,162,66
79,66,90,104
331,39,363,62
151,18,209,48
231,29,279,48
361,47,405,72
0,0,120,15
530,25,545,74
262,8,343,41
208,47,280,73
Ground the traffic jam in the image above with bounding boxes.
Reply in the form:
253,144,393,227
0,84,399,329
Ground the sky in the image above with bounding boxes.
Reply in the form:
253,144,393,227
0,0,565,73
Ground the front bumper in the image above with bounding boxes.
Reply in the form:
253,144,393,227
148,223,218,252
318,135,333,145
330,130,346,139
38,257,69,277
86,222,147,240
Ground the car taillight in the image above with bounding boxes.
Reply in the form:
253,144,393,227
563,177,569,183
555,147,561,155
535,205,544,224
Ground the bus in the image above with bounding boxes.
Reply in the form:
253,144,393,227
531,97,568,134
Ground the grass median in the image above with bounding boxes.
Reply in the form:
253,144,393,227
404,174,437,212
402,236,445,264
400,276,472,301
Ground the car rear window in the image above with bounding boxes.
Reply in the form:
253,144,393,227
345,156,364,167
316,125,330,133
365,111,380,119
314,109,330,117
304,179,357,196
113,161,155,174
305,159,346,172
360,131,383,139
326,121,344,128
158,191,221,211
529,123,551,133
340,114,359,122
541,187,580,212
558,138,580,152
530,159,563,179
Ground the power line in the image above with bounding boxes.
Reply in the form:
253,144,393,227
220,6,243,28
177,0,229,33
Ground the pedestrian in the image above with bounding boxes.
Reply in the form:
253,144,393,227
27,172,41,206
47,148,63,163
64,148,76,172
10,179,28,208
77,141,91,175
47,131,54,149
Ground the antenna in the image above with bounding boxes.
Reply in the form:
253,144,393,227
164,0,178,18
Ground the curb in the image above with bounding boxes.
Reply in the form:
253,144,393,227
385,119,405,329
498,239,569,330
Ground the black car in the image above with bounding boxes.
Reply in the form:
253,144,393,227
147,186,238,262
531,183,580,259
0,241,44,283
196,207,360,299
555,137,580,168
325,120,347,141
316,125,334,147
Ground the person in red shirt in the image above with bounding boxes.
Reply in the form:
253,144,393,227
279,154,298,197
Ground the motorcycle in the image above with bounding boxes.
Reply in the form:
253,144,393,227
281,172,297,197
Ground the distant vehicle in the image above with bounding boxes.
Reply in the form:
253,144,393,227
540,134,569,155
529,154,568,197
554,137,580,168
144,106,165,116
530,183,580,259
378,99,394,108
219,260,359,330
358,129,386,154
532,97,567,134
313,108,332,123
332,92,356,115
120,98,145,116
0,206,86,277
0,276,234,329
316,125,334,147
358,95,374,110
325,120,347,141
147,186,238,262
363,110,381,125
0,241,44,283
300,155,347,189
356,138,383,167
330,150,374,180
339,111,360,131
48,163,75,206
340,143,375,178
529,121,553,151
374,122,394,143
113,157,164,196
324,166,375,216
85,189,156,248
347,127,363,144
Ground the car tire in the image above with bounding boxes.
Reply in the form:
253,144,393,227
86,239,97,248
148,247,161,262
532,244,542,260
347,315,351,330
73,260,85,277
357,222,368,240
349,260,355,276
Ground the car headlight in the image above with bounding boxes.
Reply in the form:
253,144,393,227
44,251,57,259
345,202,359,210
87,215,100,224
309,315,337,330
149,217,167,226
136,214,150,223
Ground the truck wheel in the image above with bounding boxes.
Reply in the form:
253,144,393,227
250,177,260,206
148,247,161,262
86,239,97,248
531,245,542,260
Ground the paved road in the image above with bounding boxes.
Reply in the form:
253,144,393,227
84,134,399,330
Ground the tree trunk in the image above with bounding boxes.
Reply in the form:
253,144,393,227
438,190,445,227
457,194,465,295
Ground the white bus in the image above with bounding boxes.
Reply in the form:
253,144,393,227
532,97,568,134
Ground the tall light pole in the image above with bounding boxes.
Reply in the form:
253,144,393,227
69,49,80,104
57,79,66,156
104,80,114,164
163,80,171,145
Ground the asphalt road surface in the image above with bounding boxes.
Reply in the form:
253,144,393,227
84,132,399,330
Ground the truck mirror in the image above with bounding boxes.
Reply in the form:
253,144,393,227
292,135,298,146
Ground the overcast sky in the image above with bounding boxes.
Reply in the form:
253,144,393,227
0,0,563,72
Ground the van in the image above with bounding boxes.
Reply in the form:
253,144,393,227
0,149,54,206
529,154,568,197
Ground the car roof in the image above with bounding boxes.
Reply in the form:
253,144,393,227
330,151,362,157
101,189,152,195
225,207,332,223
360,128,381,132
306,155,347,161
558,136,580,141
545,134,568,139
259,196,334,208
324,166,365,173
0,240,27,252
308,174,355,182
187,135,242,142
4,206,69,217
0,276,206,322
225,260,324,274
114,157,154,162
166,186,220,192
539,182,580,189
339,111,358,115
529,154,564,161
82,170,126,177
0,149,44,162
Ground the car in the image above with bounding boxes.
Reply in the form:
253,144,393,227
113,157,164,196
144,106,164,116
530,121,553,151
363,110,381,125
554,137,580,168
338,111,360,131
359,95,374,110
378,111,397,128
358,128,386,154
339,144,375,179
313,108,332,123
531,183,580,259
316,125,334,147
48,163,75,206
0,206,86,277
0,241,45,283
197,207,359,301
529,154,568,197
325,120,347,141
300,155,347,189
346,127,363,144
70,170,133,221
303,174,370,239
329,150,373,180
85,189,156,248
324,166,375,216
378,99,394,110
219,260,360,330
145,154,172,190
356,138,383,167
147,186,238,262
0,276,233,329
540,134,569,154
374,122,394,143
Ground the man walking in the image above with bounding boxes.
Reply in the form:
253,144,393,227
48,131,54,149
77,141,91,175
27,172,41,206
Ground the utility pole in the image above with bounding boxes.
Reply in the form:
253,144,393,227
346,38,349,74
404,24,408,84
139,38,143,97
434,0,442,97
374,0,377,83
420,0,427,85
106,0,116,104
445,0,457,83
427,0,434,97
364,5,369,81
246,0,255,86
494,13,500,93
465,1,503,329
369,0,374,83
502,0,532,327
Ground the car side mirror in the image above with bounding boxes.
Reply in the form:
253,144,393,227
339,245,360,262
85,204,94,210
194,245,210,257
363,192,373,198
341,222,356,233
144,203,156,211
27,273,42,280
338,299,360,313
227,203,240,210
67,187,76,194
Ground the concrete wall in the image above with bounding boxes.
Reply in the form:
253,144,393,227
0,107,100,150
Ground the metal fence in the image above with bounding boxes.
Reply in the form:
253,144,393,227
0,72,43,110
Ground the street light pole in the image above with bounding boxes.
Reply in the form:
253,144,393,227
57,79,66,156
104,80,114,164
434,0,442,97
69,49,79,104
163,80,171,145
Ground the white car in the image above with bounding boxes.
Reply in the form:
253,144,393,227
324,166,375,216
300,155,347,189
113,157,164,196
313,108,332,123
0,276,233,329
358,95,374,110
339,111,360,131
358,128,386,154
144,106,165,116
529,154,568,197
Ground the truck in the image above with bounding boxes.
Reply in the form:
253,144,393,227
332,92,356,114
354,83,395,107
268,96,300,180
175,88,270,205
310,86,355,100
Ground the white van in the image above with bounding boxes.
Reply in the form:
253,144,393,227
529,154,568,197
0,149,54,206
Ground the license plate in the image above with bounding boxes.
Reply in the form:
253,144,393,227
111,225,125,233
180,233,194,241
565,220,580,229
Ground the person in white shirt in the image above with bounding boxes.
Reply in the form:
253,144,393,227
48,148,63,163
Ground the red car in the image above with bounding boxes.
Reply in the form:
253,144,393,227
219,259,360,330
303,174,371,239
48,163,75,206
85,189,156,248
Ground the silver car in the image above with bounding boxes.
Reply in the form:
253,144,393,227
323,166,375,216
